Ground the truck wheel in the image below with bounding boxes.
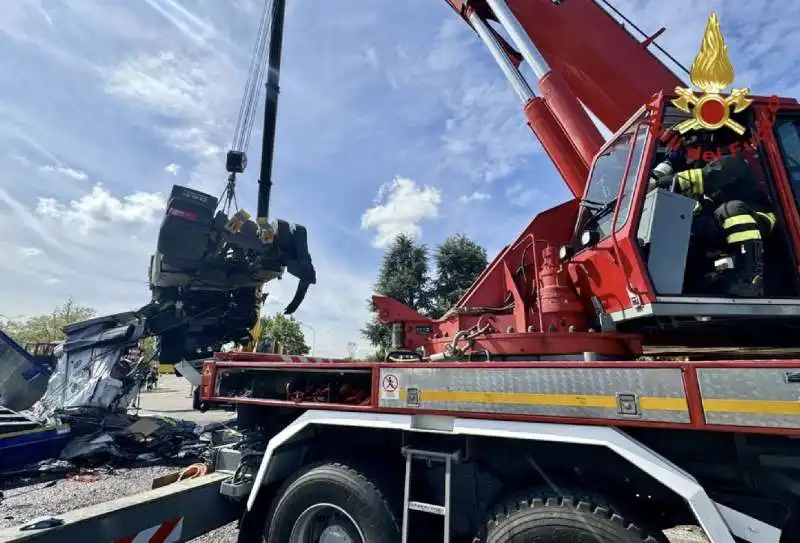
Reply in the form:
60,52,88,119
483,491,664,543
266,462,400,543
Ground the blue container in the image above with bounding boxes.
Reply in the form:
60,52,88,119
0,424,71,472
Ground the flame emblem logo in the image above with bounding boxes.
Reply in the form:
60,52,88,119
671,13,752,135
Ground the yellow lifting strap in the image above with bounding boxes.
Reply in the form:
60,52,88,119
247,317,263,352
241,285,265,353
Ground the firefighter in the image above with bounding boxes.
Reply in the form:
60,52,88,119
650,131,776,297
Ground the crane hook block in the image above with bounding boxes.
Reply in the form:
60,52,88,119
226,150,248,174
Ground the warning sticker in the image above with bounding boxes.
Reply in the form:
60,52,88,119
381,373,400,400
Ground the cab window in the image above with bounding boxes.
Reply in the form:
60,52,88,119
577,118,648,243
774,116,800,210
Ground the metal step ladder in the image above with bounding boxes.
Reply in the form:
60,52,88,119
401,447,461,543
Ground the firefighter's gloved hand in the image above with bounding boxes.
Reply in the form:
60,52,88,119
648,160,675,191
652,160,674,180
648,160,674,191
648,174,674,191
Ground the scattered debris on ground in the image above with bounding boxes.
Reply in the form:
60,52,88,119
1,413,240,481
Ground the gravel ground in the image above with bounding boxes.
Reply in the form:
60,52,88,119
0,465,237,542
0,466,174,530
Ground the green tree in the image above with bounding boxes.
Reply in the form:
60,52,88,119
0,298,97,344
139,337,157,362
259,312,310,355
364,346,388,362
361,233,431,351
429,234,488,319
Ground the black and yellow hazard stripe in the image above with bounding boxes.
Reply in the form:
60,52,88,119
675,168,704,198
756,211,777,233
722,214,762,244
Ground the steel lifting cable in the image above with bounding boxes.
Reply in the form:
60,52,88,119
234,0,276,154
220,0,275,213
596,0,690,77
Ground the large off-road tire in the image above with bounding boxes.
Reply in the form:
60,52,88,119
265,462,401,543
482,490,665,543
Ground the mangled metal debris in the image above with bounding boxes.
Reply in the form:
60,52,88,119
1,312,228,474
27,312,148,420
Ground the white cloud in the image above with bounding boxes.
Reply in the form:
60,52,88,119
164,162,181,175
363,46,379,69
361,176,441,248
103,51,214,118
38,164,88,181
505,183,544,207
35,184,166,235
440,80,535,183
458,191,490,204
11,155,31,166
19,247,42,257
388,18,536,184
101,50,233,195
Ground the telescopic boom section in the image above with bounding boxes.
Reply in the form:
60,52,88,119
257,0,287,221
444,0,684,197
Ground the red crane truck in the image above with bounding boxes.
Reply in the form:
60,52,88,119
3,0,800,542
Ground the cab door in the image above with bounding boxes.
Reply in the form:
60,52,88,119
762,104,800,291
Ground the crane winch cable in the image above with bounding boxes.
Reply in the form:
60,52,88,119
595,0,690,77
219,0,278,214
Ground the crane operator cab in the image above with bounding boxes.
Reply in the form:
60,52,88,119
647,125,777,298
568,95,800,347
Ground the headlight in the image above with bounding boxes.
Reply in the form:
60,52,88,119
581,229,600,247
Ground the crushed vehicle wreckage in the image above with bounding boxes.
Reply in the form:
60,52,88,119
0,313,239,474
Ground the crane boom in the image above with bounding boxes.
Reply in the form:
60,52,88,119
444,0,685,197
499,0,683,129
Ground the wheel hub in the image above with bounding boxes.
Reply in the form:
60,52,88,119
319,524,352,543
290,503,365,543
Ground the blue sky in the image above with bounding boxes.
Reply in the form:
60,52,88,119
0,0,798,358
